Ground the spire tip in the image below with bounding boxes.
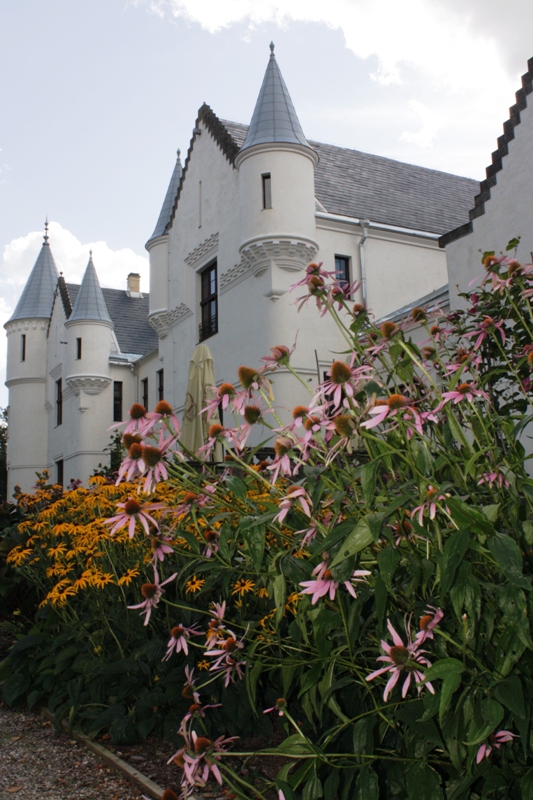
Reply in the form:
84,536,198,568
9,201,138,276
269,41,275,56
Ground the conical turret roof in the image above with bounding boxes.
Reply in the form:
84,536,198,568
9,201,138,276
68,254,113,325
8,224,59,322
148,150,183,242
240,43,311,152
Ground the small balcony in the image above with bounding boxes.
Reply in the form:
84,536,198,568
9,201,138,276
199,314,218,342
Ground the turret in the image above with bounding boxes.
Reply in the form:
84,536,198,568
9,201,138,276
4,222,58,494
235,44,318,290
146,149,183,337
64,252,114,400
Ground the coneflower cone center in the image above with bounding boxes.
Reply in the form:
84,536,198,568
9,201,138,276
244,405,261,424
419,614,433,631
381,321,399,339
141,583,157,599
189,703,201,713
194,736,212,753
334,415,355,437
124,498,142,515
457,383,471,394
224,637,238,652
142,446,162,466
182,684,195,699
330,361,351,384
275,437,292,456
123,433,142,449
388,394,407,410
155,400,173,415
162,790,180,800
292,405,308,419
390,645,410,666
183,492,198,504
323,569,333,580
171,626,184,638
304,416,319,431
129,442,143,459
411,306,426,322
218,382,235,398
209,424,224,438
129,403,147,420
238,366,258,389
308,276,325,294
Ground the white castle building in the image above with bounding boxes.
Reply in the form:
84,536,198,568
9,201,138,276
4,45,477,495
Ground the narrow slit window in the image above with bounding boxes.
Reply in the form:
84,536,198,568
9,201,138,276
199,261,218,342
56,379,63,426
113,381,123,422
21,334,26,362
335,255,351,288
76,338,82,359
157,369,164,402
142,378,148,410
262,173,272,209
56,459,64,487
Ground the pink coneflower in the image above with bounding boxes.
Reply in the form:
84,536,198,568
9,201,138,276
143,400,180,436
163,624,202,660
202,529,220,558
360,394,426,437
313,358,373,412
477,471,510,489
267,436,297,483
476,730,518,763
438,382,489,408
109,402,149,434
464,316,506,351
178,730,239,788
299,557,371,604
150,535,174,564
264,698,286,716
274,485,312,524
181,701,222,724
116,441,145,484
412,486,450,525
210,655,246,687
104,497,160,538
181,665,200,704
127,567,177,626
414,606,444,646
262,341,296,368
365,619,434,701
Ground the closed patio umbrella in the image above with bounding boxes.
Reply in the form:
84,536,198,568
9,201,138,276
180,344,222,461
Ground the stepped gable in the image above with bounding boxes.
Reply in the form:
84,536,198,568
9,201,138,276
66,284,158,357
222,119,478,236
439,56,533,248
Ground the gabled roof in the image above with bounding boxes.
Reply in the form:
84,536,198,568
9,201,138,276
224,120,478,236
66,284,158,357
68,255,113,325
240,43,311,152
7,228,59,323
440,56,533,248
147,150,183,242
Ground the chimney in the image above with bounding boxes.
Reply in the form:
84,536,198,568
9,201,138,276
127,273,142,297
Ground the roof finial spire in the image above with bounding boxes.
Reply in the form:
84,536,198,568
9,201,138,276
44,218,49,244
270,41,275,57
89,249,93,258
177,148,181,160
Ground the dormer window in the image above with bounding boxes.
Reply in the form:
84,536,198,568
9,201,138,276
262,173,272,209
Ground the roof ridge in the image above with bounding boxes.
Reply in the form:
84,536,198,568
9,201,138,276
439,56,533,248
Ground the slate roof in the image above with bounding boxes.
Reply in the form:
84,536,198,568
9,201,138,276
66,283,158,357
223,120,479,236
8,236,59,323
69,256,113,324
148,150,183,242
240,44,311,152
439,56,533,248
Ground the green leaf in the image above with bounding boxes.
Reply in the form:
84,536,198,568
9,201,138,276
494,675,526,718
361,461,377,507
377,546,400,591
355,766,378,800
439,529,470,595
273,572,286,625
329,518,373,567
2,673,30,706
494,624,527,676
423,658,465,682
323,771,340,800
488,533,530,589
225,475,247,500
465,698,504,745
302,774,323,800
273,734,314,755
481,504,500,523
406,763,444,800
243,524,265,570
521,769,533,800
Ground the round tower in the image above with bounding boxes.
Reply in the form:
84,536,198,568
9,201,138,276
145,150,183,339
235,44,318,280
4,223,58,495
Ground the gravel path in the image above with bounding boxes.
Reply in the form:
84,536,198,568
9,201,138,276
0,705,145,800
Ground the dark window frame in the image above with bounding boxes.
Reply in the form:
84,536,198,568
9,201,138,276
76,337,82,360
113,381,123,422
199,260,218,342
262,173,272,209
56,379,63,426
335,255,351,287
21,334,26,362
157,369,164,402
141,378,149,410
56,459,64,487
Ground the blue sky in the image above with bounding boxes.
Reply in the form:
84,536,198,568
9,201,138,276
1,0,531,404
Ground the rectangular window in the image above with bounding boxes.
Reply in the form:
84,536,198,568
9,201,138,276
199,261,218,342
113,381,123,422
157,369,164,402
142,378,149,410
262,173,272,209
21,334,26,362
56,459,64,487
56,379,63,426
76,338,82,359
335,255,350,287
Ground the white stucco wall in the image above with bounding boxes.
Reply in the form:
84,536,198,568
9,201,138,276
446,97,533,307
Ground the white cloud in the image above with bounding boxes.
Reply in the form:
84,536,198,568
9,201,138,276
401,101,441,149
0,222,149,407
